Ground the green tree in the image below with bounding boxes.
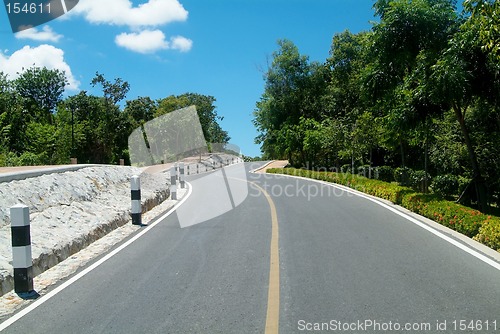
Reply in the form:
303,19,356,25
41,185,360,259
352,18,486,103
124,96,157,128
14,67,67,124
90,73,131,163
156,93,229,145
429,4,499,208
59,91,116,163
464,0,500,62
91,72,130,105
254,39,326,165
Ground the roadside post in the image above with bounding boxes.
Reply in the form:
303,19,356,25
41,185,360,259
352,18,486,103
170,166,177,200
180,162,185,189
131,175,142,225
10,204,34,293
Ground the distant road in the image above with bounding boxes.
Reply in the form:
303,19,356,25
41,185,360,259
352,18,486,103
2,162,500,333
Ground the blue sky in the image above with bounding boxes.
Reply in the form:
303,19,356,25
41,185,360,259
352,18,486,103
0,0,377,157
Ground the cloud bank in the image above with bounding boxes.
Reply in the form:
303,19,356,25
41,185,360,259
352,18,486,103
73,0,192,54
115,30,193,53
0,45,80,90
73,0,188,28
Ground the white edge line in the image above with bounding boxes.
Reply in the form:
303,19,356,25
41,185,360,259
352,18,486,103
0,182,192,332
274,173,500,272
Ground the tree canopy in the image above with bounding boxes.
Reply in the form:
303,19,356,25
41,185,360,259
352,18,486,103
0,69,229,166
253,0,500,210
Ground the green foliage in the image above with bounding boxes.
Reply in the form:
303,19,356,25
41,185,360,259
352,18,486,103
375,166,394,182
431,174,459,198
268,167,411,204
14,67,67,120
91,72,130,105
341,164,353,174
157,93,230,145
0,150,20,166
242,155,262,162
17,152,46,166
401,193,484,237
394,166,413,186
253,0,500,210
253,39,327,166
474,217,500,252
410,170,431,192
0,70,229,167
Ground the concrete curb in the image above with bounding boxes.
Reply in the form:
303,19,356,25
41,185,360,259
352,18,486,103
0,165,102,183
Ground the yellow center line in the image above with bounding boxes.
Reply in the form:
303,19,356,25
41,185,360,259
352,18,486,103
251,182,280,334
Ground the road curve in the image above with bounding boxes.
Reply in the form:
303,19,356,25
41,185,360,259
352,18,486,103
1,162,499,333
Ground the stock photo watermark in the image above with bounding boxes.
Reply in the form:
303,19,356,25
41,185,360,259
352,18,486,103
128,106,248,228
248,178,354,202
3,0,79,33
297,319,499,332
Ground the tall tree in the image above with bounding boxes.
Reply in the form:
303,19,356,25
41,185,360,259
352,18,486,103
14,67,67,124
90,73,131,163
156,93,229,145
254,39,326,165
430,1,500,208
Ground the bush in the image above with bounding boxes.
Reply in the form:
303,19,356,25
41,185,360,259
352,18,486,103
394,167,413,186
1,151,20,166
401,193,482,238
410,170,431,192
268,167,412,204
375,166,394,183
341,164,353,174
18,152,44,166
474,217,500,252
432,174,459,198
357,165,375,179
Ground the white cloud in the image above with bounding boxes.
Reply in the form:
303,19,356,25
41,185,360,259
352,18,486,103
115,30,169,54
115,30,193,54
15,26,63,43
170,36,193,52
0,45,79,90
73,0,188,28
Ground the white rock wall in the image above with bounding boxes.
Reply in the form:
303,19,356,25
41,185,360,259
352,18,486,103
0,166,169,296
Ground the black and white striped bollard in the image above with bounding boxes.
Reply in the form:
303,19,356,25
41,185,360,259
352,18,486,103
131,175,142,225
10,204,34,293
170,166,177,200
179,162,185,189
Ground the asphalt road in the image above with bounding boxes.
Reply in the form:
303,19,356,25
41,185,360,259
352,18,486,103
1,162,500,333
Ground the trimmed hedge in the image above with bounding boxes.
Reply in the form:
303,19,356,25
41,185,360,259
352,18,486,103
267,168,500,252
